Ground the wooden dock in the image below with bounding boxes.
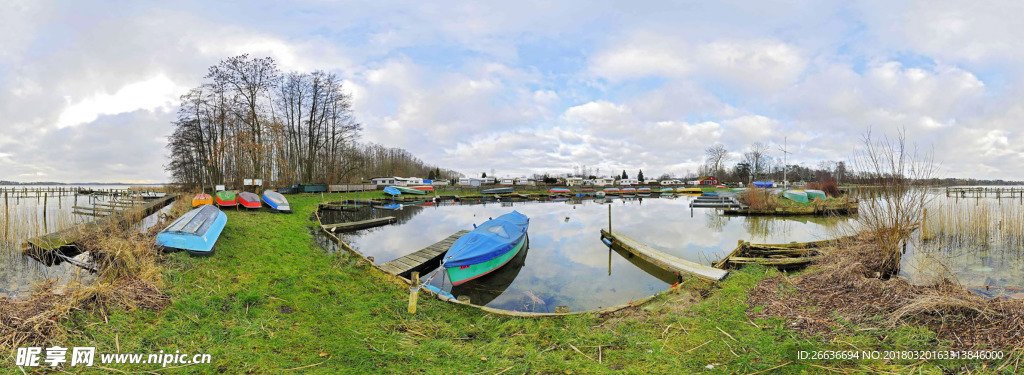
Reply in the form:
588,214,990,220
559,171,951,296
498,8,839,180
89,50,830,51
321,217,396,232
379,230,470,278
946,186,1024,199
23,194,177,264
600,229,728,282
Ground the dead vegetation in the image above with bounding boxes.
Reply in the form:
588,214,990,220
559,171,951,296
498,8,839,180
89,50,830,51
738,188,778,210
747,233,1024,349
0,194,190,350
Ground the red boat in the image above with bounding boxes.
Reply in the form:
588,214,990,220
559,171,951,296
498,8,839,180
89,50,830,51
411,186,434,192
237,192,262,209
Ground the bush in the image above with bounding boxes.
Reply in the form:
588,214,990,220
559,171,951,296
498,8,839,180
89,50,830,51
807,178,840,197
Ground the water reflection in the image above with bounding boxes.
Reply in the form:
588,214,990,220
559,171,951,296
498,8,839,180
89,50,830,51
325,196,847,311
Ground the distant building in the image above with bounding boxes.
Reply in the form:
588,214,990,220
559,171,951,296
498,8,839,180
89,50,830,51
594,177,616,186
618,178,639,186
500,177,515,185
660,180,682,185
431,179,450,186
566,177,585,186
698,176,719,185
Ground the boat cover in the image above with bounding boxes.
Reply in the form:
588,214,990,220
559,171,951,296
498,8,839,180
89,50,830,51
752,181,774,188
445,211,529,267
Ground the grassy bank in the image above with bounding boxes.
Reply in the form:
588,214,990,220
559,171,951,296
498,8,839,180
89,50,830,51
10,193,1012,373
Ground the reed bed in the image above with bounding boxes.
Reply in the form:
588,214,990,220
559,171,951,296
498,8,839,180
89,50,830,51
922,199,1024,248
0,192,190,350
738,188,777,210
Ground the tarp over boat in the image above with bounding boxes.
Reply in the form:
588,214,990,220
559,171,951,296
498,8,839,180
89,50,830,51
445,211,529,267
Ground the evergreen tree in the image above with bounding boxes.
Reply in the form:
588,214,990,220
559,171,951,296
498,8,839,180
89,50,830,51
637,170,645,182
482,172,487,178
428,170,436,180
621,170,628,179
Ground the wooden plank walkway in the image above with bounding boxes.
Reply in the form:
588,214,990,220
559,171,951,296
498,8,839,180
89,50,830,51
601,229,728,282
321,217,396,232
379,230,470,278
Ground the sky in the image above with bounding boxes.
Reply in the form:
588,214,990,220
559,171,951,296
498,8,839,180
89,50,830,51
2,0,1024,183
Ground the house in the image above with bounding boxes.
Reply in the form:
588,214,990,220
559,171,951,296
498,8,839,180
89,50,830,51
698,176,719,185
458,178,473,186
566,177,585,186
399,177,425,185
431,179,450,186
618,178,639,186
660,179,682,185
593,177,617,186
515,177,530,185
500,177,514,185
371,177,399,186
482,177,496,185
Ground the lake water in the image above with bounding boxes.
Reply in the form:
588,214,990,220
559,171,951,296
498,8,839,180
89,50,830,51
320,195,851,312
0,184,168,299
901,192,1024,300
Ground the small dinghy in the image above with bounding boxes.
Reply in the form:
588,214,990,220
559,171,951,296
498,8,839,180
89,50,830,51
262,190,291,213
784,190,809,203
215,191,237,207
805,189,827,201
444,211,529,286
155,204,227,256
238,192,262,209
384,186,402,196
411,186,434,192
192,193,213,208
481,187,514,194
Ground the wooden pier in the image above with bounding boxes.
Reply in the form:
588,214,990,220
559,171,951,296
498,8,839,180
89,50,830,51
946,186,1024,199
23,194,177,264
379,230,470,278
600,229,728,282
321,217,396,233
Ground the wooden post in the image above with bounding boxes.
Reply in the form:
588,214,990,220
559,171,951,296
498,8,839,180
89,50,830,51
408,271,419,314
43,192,48,232
921,208,928,240
3,189,7,241
608,204,612,234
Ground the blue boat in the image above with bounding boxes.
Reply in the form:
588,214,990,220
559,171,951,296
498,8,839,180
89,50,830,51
262,190,291,213
155,205,227,256
444,211,529,286
702,192,719,197
384,186,402,196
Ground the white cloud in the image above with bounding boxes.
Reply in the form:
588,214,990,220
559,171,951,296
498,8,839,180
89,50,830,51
55,74,185,129
695,39,807,93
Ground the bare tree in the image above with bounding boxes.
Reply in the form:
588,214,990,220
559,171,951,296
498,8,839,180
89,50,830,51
852,127,935,277
742,142,770,183
704,143,729,178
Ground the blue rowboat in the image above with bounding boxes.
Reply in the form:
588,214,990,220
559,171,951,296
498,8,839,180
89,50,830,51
155,205,226,256
444,211,529,286
384,186,402,196
262,190,291,213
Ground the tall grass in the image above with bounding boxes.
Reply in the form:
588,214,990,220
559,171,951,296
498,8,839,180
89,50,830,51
738,188,777,210
923,199,1024,248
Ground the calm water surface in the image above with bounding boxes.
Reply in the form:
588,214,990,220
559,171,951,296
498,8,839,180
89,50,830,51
322,196,850,312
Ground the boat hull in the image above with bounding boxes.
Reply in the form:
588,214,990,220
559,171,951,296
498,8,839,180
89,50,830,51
192,194,213,208
262,190,291,212
482,187,514,194
805,189,826,201
394,186,427,195
384,186,402,196
238,192,262,209
447,235,527,286
155,205,227,256
784,190,809,203
215,191,237,207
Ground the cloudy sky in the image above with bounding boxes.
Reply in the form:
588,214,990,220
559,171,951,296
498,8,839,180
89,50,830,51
2,0,1023,183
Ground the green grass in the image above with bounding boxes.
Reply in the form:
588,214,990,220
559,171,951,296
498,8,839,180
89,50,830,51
30,193,1013,373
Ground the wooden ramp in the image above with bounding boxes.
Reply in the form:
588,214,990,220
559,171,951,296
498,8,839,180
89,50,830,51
321,217,396,232
379,230,470,278
601,229,728,282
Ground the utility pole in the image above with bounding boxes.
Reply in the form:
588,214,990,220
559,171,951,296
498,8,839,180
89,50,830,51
778,136,791,189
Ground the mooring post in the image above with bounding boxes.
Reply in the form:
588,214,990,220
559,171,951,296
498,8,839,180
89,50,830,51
43,192,48,231
408,271,420,314
607,204,611,234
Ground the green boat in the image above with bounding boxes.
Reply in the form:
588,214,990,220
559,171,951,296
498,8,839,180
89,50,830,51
214,190,237,207
444,211,529,286
805,189,826,201
391,186,427,195
783,190,809,203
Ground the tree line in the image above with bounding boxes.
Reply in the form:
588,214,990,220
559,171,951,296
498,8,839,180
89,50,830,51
166,54,459,188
